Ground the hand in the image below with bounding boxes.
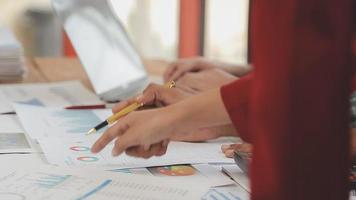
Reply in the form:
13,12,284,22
112,83,236,142
163,57,251,82
112,83,192,113
164,57,214,82
91,88,231,158
176,69,238,92
221,143,253,158
91,108,175,158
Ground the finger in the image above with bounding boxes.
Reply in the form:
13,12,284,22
169,64,190,81
156,144,168,156
91,120,129,153
234,143,253,154
163,64,178,82
112,97,138,113
221,143,240,152
125,143,166,158
224,149,235,158
221,144,231,152
176,73,199,90
141,83,172,106
175,81,197,94
111,128,140,157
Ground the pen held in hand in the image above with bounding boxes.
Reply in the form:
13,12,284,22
86,81,176,135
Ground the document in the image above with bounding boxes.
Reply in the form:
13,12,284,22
0,81,102,113
111,164,234,187
202,184,250,200
222,165,250,192
0,115,23,133
0,115,38,153
0,165,209,200
38,135,234,170
14,103,110,139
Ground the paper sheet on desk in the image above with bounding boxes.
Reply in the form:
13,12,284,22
0,165,209,200
38,135,234,170
14,103,111,139
0,81,102,113
0,115,38,153
111,164,234,187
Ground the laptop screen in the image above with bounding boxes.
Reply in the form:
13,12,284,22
52,0,147,98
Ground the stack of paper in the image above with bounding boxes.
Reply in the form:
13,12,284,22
0,165,210,200
0,27,26,80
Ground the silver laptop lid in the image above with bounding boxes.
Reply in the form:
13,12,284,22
52,0,148,101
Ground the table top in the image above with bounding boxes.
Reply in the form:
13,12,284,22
0,57,169,91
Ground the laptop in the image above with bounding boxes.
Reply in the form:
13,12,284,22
52,0,158,101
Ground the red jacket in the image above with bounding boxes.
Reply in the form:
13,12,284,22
221,0,354,199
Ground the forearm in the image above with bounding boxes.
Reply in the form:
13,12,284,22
221,64,253,77
171,124,237,142
165,88,232,134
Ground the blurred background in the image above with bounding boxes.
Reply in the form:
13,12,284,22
0,0,249,64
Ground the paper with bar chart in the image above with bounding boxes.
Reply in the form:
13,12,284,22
0,115,38,153
14,103,111,139
38,135,234,170
0,165,209,200
0,81,101,113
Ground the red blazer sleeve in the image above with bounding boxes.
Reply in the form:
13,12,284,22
220,0,354,199
220,74,252,142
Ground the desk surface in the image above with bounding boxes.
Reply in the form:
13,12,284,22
0,57,169,91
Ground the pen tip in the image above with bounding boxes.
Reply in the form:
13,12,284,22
87,128,96,135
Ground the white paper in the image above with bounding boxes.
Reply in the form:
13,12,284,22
202,184,250,200
0,81,102,113
0,115,23,133
0,153,48,175
0,165,209,200
38,135,234,170
222,165,250,192
111,164,234,187
0,115,39,153
14,103,110,139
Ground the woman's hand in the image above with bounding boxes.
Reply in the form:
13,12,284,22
91,107,176,158
163,57,252,82
176,69,238,92
111,83,237,142
111,83,192,112
221,143,253,158
91,88,232,159
163,57,214,82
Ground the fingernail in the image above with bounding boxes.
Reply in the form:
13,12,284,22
112,149,119,156
221,144,230,151
136,94,144,102
225,150,234,158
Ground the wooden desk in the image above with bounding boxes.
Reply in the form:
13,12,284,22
0,57,169,91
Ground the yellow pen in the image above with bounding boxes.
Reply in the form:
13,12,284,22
86,81,176,135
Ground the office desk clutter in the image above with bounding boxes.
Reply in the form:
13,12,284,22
0,27,27,80
0,78,250,200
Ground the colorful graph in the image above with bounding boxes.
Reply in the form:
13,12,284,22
70,146,90,152
25,172,71,189
77,156,99,162
148,165,196,176
50,110,102,134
